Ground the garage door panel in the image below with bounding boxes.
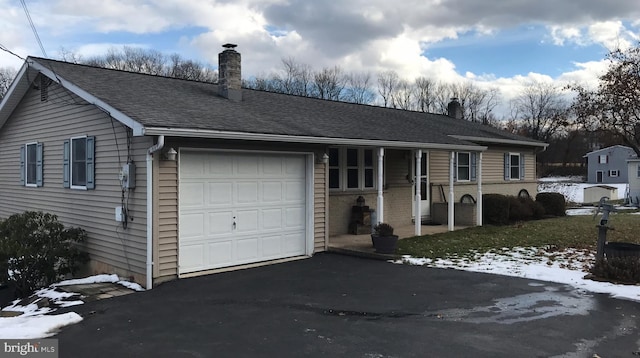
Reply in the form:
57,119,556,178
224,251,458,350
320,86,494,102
237,156,259,176
236,210,259,232
208,241,233,265
283,233,305,253
179,244,205,271
180,213,205,238
262,157,283,175
181,183,205,207
209,182,233,206
262,182,283,202
285,207,305,229
285,157,305,177
262,208,283,229
261,234,282,256
236,237,259,260
207,155,233,176
237,182,259,204
285,181,305,201
179,151,308,275
208,211,234,235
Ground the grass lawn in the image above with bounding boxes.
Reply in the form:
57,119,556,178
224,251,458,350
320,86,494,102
397,213,640,260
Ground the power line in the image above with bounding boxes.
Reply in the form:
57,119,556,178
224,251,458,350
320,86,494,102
0,44,25,61
20,0,47,58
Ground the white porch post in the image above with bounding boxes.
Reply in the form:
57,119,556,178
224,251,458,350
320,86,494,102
425,150,430,217
414,149,422,236
377,147,384,224
476,152,483,226
448,151,455,231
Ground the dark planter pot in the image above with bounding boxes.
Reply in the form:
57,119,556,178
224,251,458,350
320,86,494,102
371,234,399,254
604,242,640,259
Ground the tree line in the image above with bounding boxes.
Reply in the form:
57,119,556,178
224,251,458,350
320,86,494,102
1,43,639,165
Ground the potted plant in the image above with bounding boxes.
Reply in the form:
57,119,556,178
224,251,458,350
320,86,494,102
371,223,399,254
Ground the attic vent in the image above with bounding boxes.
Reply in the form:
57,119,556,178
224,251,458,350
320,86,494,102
39,76,51,102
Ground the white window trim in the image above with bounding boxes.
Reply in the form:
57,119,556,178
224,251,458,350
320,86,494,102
25,142,38,187
329,147,376,191
598,154,607,164
456,152,471,182
509,152,521,181
70,135,88,190
608,170,619,177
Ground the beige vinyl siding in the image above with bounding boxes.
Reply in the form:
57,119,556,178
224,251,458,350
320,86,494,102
313,162,327,252
429,147,538,202
0,79,151,284
154,158,179,283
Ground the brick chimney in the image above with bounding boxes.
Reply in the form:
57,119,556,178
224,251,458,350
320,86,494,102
447,97,463,119
218,43,242,102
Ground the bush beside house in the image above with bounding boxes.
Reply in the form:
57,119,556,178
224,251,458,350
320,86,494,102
0,211,89,298
483,192,564,225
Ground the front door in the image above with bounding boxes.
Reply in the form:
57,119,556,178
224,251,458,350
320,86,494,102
596,170,603,183
412,153,429,219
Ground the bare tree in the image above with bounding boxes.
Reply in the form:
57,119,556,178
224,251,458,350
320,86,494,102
0,67,17,100
571,44,640,155
312,66,346,100
344,72,375,104
509,80,569,142
414,77,439,113
392,80,414,110
377,70,399,108
270,57,313,96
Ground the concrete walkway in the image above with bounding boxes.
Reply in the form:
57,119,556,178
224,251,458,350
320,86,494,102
56,253,640,357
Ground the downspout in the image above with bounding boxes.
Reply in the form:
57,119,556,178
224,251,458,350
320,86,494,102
448,151,455,231
146,135,165,289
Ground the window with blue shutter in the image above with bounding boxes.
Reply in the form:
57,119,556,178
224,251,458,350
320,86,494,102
455,152,470,181
66,136,96,189
505,153,522,180
23,143,43,187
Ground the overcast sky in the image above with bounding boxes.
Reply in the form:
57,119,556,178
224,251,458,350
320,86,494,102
1,0,639,117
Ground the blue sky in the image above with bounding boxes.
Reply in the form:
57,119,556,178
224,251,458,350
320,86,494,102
1,0,639,116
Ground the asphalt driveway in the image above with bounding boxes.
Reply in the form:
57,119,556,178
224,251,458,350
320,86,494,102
57,253,640,357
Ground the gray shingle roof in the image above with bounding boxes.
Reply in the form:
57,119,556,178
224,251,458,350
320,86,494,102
31,57,544,148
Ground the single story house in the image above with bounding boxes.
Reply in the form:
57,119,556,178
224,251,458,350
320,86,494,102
628,158,640,206
584,145,637,184
0,45,547,288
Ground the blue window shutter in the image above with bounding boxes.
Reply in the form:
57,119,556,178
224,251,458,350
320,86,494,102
453,153,457,182
63,140,70,188
520,153,525,180
20,145,25,186
504,153,509,180
36,143,43,187
471,152,477,182
86,136,95,189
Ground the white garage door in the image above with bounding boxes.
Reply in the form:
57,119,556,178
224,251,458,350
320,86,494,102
179,151,308,274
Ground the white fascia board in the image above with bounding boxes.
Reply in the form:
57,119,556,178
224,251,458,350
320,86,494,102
450,135,548,148
0,62,32,129
30,60,146,136
144,127,488,151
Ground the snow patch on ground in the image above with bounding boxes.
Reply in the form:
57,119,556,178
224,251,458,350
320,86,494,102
537,181,628,204
1,274,143,339
395,247,640,303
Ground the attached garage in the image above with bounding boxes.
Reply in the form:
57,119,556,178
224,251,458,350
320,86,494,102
178,150,313,275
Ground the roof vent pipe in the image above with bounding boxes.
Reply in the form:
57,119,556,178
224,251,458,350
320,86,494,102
218,43,242,102
447,97,463,119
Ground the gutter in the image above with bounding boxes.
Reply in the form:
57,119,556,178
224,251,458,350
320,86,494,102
144,127,488,152
145,135,165,289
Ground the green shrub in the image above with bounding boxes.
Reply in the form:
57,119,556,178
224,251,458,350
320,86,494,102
0,211,89,298
535,192,566,217
483,194,510,225
508,196,534,221
590,257,640,284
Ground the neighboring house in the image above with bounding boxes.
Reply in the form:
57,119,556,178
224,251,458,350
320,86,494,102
628,158,640,206
584,145,637,184
0,45,546,289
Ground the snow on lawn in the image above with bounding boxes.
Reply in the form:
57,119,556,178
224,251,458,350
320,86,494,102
396,247,640,303
538,180,628,204
1,274,143,339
